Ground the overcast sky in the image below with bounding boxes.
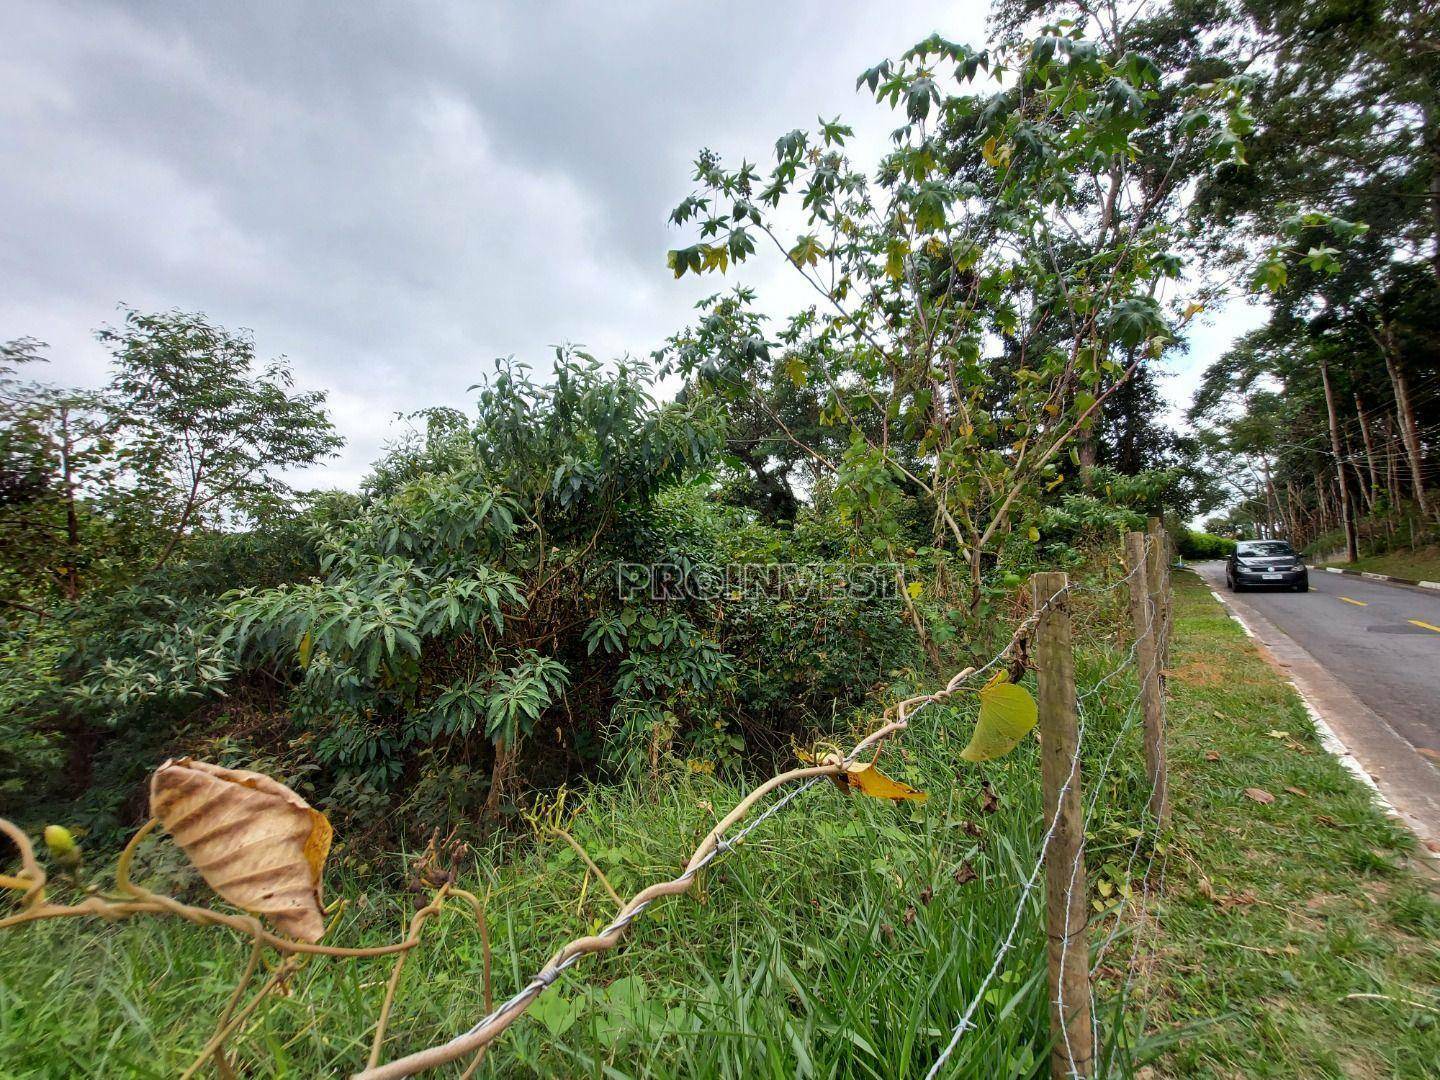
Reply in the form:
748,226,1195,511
2,0,1262,489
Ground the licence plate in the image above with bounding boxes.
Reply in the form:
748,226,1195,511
1261,573,1282,580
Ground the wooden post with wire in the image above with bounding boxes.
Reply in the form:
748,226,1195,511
1125,531,1169,828
1146,516,1172,668
1032,571,1094,1079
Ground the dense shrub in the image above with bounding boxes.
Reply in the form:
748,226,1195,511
1175,528,1236,559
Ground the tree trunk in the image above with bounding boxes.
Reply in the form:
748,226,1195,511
1385,417,1404,509
1426,101,1440,287
1262,457,1280,537
483,739,516,818
1343,429,1372,513
1354,394,1382,508
1285,480,1304,547
1319,358,1359,562
58,405,81,600
895,565,943,669
1380,321,1431,520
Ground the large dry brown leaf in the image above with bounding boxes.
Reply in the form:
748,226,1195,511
149,758,332,942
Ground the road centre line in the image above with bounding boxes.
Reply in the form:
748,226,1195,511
1338,596,1367,606
1408,620,1440,634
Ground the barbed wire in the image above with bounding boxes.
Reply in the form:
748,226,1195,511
925,537,1162,1080
355,581,1074,1080
355,538,1172,1080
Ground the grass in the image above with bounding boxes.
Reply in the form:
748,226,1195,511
1138,570,1440,1078
1320,545,1440,583
2,573,1436,1077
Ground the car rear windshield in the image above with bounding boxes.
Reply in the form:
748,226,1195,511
1237,541,1294,556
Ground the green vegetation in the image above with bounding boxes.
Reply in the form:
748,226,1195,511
1174,528,1236,561
1182,0,1439,557
0,566,1157,1078
4,0,1440,1073
1320,546,1440,583
1144,572,1439,1078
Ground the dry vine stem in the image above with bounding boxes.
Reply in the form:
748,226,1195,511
0,811,487,1078
352,631,1040,1080
1,623,1038,1079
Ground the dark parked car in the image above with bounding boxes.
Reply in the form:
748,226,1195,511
1225,539,1309,592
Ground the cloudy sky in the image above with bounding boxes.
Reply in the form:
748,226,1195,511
2,0,1261,489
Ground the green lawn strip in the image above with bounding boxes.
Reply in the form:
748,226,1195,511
1320,546,1440,584
1137,571,1440,1078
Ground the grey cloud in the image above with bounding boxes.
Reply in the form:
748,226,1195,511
1,0,993,487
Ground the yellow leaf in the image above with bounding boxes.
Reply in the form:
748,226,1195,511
842,762,928,803
981,136,1013,168
906,581,923,600
43,824,81,868
1027,526,1041,542
298,631,314,670
960,672,1039,762
150,758,333,942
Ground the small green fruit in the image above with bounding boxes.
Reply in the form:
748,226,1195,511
43,824,82,869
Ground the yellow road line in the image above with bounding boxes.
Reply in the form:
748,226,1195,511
1409,619,1440,634
1338,596,1367,606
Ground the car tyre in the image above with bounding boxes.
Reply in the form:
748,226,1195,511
1295,580,1309,593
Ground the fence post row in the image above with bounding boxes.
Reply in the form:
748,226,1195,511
1031,571,1094,1080
1125,530,1169,828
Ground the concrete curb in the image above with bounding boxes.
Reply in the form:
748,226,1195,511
1316,564,1440,591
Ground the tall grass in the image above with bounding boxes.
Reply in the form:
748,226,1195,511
1,593,1157,1078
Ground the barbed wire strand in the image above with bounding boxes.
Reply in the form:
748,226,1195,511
354,584,1073,1080
1062,547,1165,1077
925,538,1160,1080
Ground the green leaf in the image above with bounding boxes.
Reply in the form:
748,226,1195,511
529,992,580,1037
961,673,1038,761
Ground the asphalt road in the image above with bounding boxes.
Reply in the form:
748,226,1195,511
1192,562,1440,756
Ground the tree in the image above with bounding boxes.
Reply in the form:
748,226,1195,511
98,309,344,572
0,340,115,607
221,351,728,818
663,26,1249,608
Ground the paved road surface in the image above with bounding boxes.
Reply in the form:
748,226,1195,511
1191,562,1440,756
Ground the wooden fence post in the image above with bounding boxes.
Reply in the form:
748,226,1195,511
1146,516,1172,668
1032,571,1093,1079
1125,531,1169,827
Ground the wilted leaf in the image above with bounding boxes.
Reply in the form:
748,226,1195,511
150,758,333,942
841,762,928,803
1204,751,1221,762
961,673,1038,761
953,861,978,885
1243,787,1275,805
978,779,1000,814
